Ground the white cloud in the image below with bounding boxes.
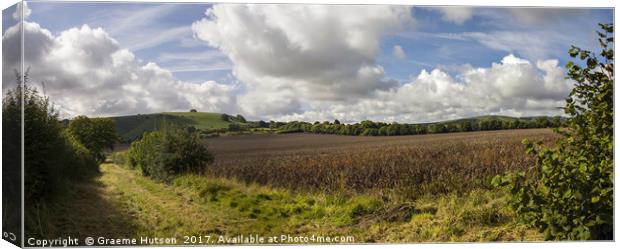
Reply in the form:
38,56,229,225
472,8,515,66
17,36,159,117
2,21,239,118
275,54,572,123
2,5,575,124
12,2,31,21
192,4,413,117
393,45,407,59
434,7,474,25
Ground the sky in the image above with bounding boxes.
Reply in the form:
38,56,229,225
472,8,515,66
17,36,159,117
1,2,614,123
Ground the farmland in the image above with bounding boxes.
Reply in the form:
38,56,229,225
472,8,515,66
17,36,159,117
205,129,559,196
28,128,560,243
31,129,557,243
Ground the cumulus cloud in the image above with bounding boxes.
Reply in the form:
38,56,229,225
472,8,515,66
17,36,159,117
276,54,572,123
2,21,239,118
434,6,474,25
12,2,31,21
192,4,414,117
2,4,575,124
392,45,407,59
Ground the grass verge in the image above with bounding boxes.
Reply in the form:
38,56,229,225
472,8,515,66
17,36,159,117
30,163,543,243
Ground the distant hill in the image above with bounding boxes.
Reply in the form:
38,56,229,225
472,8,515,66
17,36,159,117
110,112,242,142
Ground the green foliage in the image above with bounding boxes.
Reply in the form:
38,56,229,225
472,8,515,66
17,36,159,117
275,116,561,136
228,123,243,132
494,23,613,240
127,125,215,182
236,114,247,123
67,116,117,162
112,112,234,142
2,72,98,204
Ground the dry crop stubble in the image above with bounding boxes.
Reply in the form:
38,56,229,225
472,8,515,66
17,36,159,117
204,129,559,197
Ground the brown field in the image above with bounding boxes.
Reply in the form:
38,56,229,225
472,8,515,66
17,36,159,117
204,129,560,197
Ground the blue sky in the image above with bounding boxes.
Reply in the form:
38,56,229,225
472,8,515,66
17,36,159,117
1,2,614,122
21,2,232,83
13,3,612,83
19,2,613,81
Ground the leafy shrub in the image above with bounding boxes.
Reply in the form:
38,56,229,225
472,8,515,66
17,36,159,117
61,130,99,179
3,73,98,203
128,125,214,182
67,116,117,163
493,23,613,240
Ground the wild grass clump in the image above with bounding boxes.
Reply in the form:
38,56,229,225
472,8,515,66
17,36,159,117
170,173,541,242
369,189,541,242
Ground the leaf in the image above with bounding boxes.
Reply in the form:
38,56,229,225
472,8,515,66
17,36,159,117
578,163,587,173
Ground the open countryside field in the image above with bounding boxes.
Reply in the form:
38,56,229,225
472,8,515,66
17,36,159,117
4,3,612,245
46,128,558,243
205,129,559,196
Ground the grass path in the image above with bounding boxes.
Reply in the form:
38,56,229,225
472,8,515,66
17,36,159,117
98,163,233,237
97,163,363,240
83,163,544,243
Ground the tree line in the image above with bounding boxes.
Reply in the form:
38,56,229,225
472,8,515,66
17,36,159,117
272,116,563,136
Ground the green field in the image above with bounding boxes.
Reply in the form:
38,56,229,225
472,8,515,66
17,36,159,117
110,112,239,141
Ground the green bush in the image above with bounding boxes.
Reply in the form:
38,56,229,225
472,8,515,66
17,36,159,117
128,125,214,182
493,23,613,240
3,73,99,203
67,116,117,163
61,130,99,179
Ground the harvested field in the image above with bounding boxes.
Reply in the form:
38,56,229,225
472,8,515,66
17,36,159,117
205,129,559,196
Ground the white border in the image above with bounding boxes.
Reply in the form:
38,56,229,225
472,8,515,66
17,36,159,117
0,1,617,249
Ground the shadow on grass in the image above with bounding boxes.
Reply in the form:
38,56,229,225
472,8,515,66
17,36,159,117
25,172,140,240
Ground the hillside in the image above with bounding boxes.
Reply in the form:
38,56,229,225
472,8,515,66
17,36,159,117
111,112,239,142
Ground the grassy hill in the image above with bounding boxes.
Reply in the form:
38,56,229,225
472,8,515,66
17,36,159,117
111,112,240,142
161,112,233,129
